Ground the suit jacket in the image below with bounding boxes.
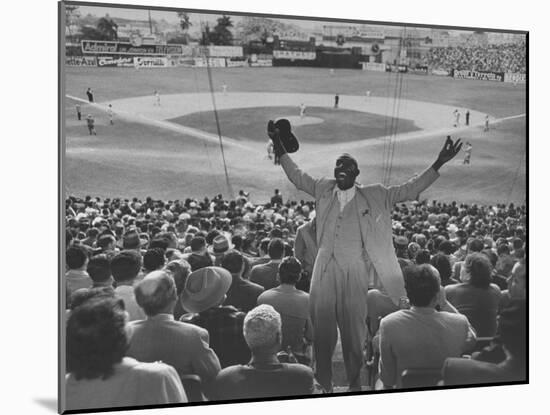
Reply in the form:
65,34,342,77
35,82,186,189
127,314,221,383
249,261,281,290
379,307,473,387
280,154,439,303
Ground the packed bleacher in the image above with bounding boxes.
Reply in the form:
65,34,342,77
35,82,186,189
421,42,526,74
64,190,527,409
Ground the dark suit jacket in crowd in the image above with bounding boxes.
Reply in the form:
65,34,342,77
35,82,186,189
249,261,280,290
224,277,264,312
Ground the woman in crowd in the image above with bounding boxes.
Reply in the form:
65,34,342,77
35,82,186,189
65,295,187,410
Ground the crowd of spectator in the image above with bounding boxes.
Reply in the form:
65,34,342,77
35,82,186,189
421,42,526,74
64,190,527,410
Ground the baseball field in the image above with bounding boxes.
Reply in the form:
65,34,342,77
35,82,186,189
63,66,526,205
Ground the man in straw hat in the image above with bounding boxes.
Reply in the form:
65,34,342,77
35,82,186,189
269,123,463,392
181,266,250,368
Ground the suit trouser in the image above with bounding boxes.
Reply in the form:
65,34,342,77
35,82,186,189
310,254,370,390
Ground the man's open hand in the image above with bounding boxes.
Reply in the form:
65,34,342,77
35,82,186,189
432,136,463,171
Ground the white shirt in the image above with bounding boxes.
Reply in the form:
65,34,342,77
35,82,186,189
333,185,356,212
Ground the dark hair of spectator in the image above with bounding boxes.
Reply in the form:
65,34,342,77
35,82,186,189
69,286,116,310
259,238,270,254
404,264,441,307
221,250,244,274
279,256,302,285
110,251,142,283
430,253,452,281
467,238,484,253
268,238,285,259
512,238,524,250
149,238,169,251
415,249,431,265
86,228,100,238
497,244,511,255
143,248,166,272
232,235,243,251
465,253,492,289
66,296,128,380
438,240,455,256
190,236,206,252
66,245,89,270
87,254,111,284
283,242,294,257
97,234,116,250
205,230,220,245
481,249,498,268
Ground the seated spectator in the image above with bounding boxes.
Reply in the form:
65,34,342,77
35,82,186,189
443,300,526,385
207,304,314,400
499,259,526,311
164,259,192,320
495,243,516,280
143,248,166,273
180,267,250,368
250,238,285,290
127,270,221,384
430,253,458,287
251,237,271,267
86,254,114,289
184,236,214,270
257,257,313,365
222,250,264,312
378,264,475,389
453,238,484,280
445,253,502,337
209,234,232,267
415,249,431,265
110,251,146,321
66,245,92,300
81,227,99,248
65,296,186,410
122,230,148,252
96,234,117,258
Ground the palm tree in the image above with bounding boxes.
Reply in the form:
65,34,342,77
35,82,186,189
96,15,118,41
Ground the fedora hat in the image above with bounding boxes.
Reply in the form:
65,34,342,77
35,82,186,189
180,266,232,313
267,119,299,154
209,234,233,255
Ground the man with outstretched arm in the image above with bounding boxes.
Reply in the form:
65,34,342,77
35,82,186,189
268,123,462,392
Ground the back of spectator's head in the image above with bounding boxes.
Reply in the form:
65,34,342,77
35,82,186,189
190,236,206,253
232,235,244,251
430,253,452,281
110,250,142,284
221,250,244,275
268,238,285,260
498,300,526,360
415,249,431,265
87,254,112,285
404,264,441,307
243,304,282,353
205,230,220,245
278,256,302,285
66,245,89,270
143,248,165,272
497,243,511,255
86,227,100,239
134,270,177,316
66,296,127,380
464,253,492,288
467,238,484,253
164,259,192,295
69,286,115,310
97,234,116,250
481,249,498,268
438,240,455,256
122,230,145,250
149,237,169,251
512,238,524,251
270,228,283,239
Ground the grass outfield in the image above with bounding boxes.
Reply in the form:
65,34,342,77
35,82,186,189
64,66,526,204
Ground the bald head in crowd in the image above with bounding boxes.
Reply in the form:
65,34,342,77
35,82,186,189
134,270,177,317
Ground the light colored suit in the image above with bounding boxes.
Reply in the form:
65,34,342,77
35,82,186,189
280,154,439,389
280,154,439,303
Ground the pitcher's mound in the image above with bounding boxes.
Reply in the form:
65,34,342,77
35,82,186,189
283,116,324,127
